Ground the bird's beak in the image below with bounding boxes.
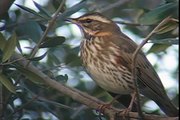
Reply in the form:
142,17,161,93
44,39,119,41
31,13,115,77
65,18,78,24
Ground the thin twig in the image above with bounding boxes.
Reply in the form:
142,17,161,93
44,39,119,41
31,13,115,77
26,0,65,67
170,18,179,22
131,16,172,119
115,18,178,26
115,21,153,26
0,57,24,65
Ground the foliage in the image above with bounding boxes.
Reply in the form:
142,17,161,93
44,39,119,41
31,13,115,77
0,0,178,120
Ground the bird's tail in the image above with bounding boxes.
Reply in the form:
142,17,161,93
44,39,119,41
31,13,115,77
110,92,178,117
155,98,179,117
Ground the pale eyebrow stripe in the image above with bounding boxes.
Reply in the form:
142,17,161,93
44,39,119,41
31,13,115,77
79,16,111,23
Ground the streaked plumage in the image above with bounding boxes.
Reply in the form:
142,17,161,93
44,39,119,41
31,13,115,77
67,12,178,117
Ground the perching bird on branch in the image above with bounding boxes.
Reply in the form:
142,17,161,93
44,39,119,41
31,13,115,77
67,12,178,117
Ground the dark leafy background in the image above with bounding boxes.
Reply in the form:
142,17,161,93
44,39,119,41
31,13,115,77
0,0,178,120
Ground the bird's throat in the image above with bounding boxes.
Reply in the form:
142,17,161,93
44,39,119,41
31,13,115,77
84,31,112,40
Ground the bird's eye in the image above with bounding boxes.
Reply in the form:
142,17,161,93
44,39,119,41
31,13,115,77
85,19,92,23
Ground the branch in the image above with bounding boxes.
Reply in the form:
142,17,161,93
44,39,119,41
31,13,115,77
0,0,15,18
11,53,178,120
131,17,173,119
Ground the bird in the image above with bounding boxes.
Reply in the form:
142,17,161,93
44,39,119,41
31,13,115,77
66,12,178,117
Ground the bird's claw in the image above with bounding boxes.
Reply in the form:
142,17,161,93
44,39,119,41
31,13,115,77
96,103,112,114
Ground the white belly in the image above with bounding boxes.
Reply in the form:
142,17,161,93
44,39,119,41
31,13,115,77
86,62,133,94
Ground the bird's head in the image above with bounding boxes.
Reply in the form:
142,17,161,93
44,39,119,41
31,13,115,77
66,12,120,38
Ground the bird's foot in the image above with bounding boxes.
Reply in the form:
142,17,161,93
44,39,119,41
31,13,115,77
120,107,131,115
96,102,112,114
116,108,131,120
96,95,120,114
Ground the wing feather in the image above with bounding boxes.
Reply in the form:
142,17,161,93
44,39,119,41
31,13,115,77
110,32,167,99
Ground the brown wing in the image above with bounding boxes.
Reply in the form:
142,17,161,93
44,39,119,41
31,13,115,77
111,32,167,98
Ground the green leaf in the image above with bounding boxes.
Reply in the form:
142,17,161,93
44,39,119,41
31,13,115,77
15,21,42,43
0,32,6,50
47,53,61,65
56,1,87,23
0,50,3,62
28,52,47,61
16,65,44,84
147,44,171,53
0,73,16,93
2,33,17,62
40,36,65,48
65,53,81,66
33,1,51,19
15,4,48,19
56,74,68,83
149,38,178,44
140,3,177,25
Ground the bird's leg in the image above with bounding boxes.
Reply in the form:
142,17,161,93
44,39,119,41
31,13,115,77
128,92,137,111
97,95,121,114
119,92,137,117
